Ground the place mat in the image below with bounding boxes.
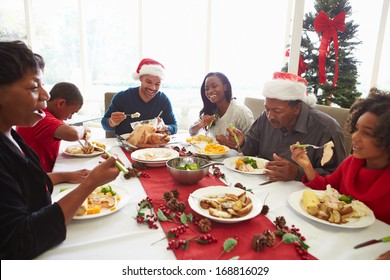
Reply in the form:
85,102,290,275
122,148,316,260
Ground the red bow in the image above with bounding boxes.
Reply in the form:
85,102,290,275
314,10,346,87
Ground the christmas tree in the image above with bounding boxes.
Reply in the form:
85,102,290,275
284,0,362,108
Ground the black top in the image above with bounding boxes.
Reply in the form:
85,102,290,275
0,130,66,259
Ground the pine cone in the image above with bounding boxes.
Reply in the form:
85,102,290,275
252,234,267,252
274,216,286,230
171,189,179,199
163,191,175,202
166,198,186,212
260,205,269,215
163,190,180,202
175,202,186,213
166,198,178,210
123,168,138,179
263,229,276,247
198,218,212,233
132,161,147,170
234,182,246,191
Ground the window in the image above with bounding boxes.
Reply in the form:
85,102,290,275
1,0,389,131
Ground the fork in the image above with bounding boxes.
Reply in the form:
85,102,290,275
295,143,326,149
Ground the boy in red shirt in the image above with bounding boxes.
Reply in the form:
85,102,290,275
17,82,86,172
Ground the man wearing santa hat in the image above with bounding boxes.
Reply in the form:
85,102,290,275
225,72,347,181
101,58,178,135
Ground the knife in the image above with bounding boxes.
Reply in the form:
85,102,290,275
259,180,275,186
354,236,390,249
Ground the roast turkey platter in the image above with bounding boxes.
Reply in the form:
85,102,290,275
124,123,170,148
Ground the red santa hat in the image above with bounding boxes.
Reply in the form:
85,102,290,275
132,58,165,80
262,72,316,106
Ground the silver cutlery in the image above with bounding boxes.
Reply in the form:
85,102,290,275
295,143,327,149
258,180,275,186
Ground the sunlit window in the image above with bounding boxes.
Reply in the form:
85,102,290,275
1,0,389,131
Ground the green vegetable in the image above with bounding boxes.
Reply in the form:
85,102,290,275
100,185,116,196
243,157,258,169
177,163,200,170
229,124,239,143
339,194,353,204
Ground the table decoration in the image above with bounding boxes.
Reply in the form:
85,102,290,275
122,147,317,260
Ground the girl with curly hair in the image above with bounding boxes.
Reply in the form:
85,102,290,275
290,88,390,224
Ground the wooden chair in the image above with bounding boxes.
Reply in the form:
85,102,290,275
243,97,352,155
104,92,116,138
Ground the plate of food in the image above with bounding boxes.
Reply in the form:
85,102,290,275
288,187,375,228
188,186,262,223
223,156,268,174
120,122,170,148
189,142,230,159
63,141,109,157
131,148,179,167
53,184,130,220
186,134,213,144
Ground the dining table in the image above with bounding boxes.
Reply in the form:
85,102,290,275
36,135,390,260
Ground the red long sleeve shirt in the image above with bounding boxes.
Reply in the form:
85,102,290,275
303,156,390,225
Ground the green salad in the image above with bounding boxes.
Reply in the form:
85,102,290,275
243,157,258,169
177,163,200,170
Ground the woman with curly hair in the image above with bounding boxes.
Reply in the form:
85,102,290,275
290,88,390,224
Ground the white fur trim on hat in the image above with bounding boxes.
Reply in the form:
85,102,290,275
133,61,165,80
262,74,316,106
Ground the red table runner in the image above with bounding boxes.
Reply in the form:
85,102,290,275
122,148,316,260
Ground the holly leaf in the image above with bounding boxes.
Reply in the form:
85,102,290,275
299,240,310,250
167,231,176,239
139,201,148,209
230,256,240,260
157,208,168,221
223,238,238,253
186,213,193,222
282,233,299,244
273,230,284,236
196,239,208,244
180,213,188,225
182,240,189,250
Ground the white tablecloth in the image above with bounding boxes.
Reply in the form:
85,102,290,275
37,138,390,260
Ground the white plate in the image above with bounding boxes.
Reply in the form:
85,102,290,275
223,156,269,174
53,185,130,220
188,186,262,224
63,144,111,158
118,134,137,149
189,142,230,159
131,148,179,167
288,190,376,228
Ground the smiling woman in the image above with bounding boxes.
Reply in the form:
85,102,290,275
0,41,121,259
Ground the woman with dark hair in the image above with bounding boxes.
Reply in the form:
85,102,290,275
189,72,254,144
0,40,120,259
290,88,390,224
